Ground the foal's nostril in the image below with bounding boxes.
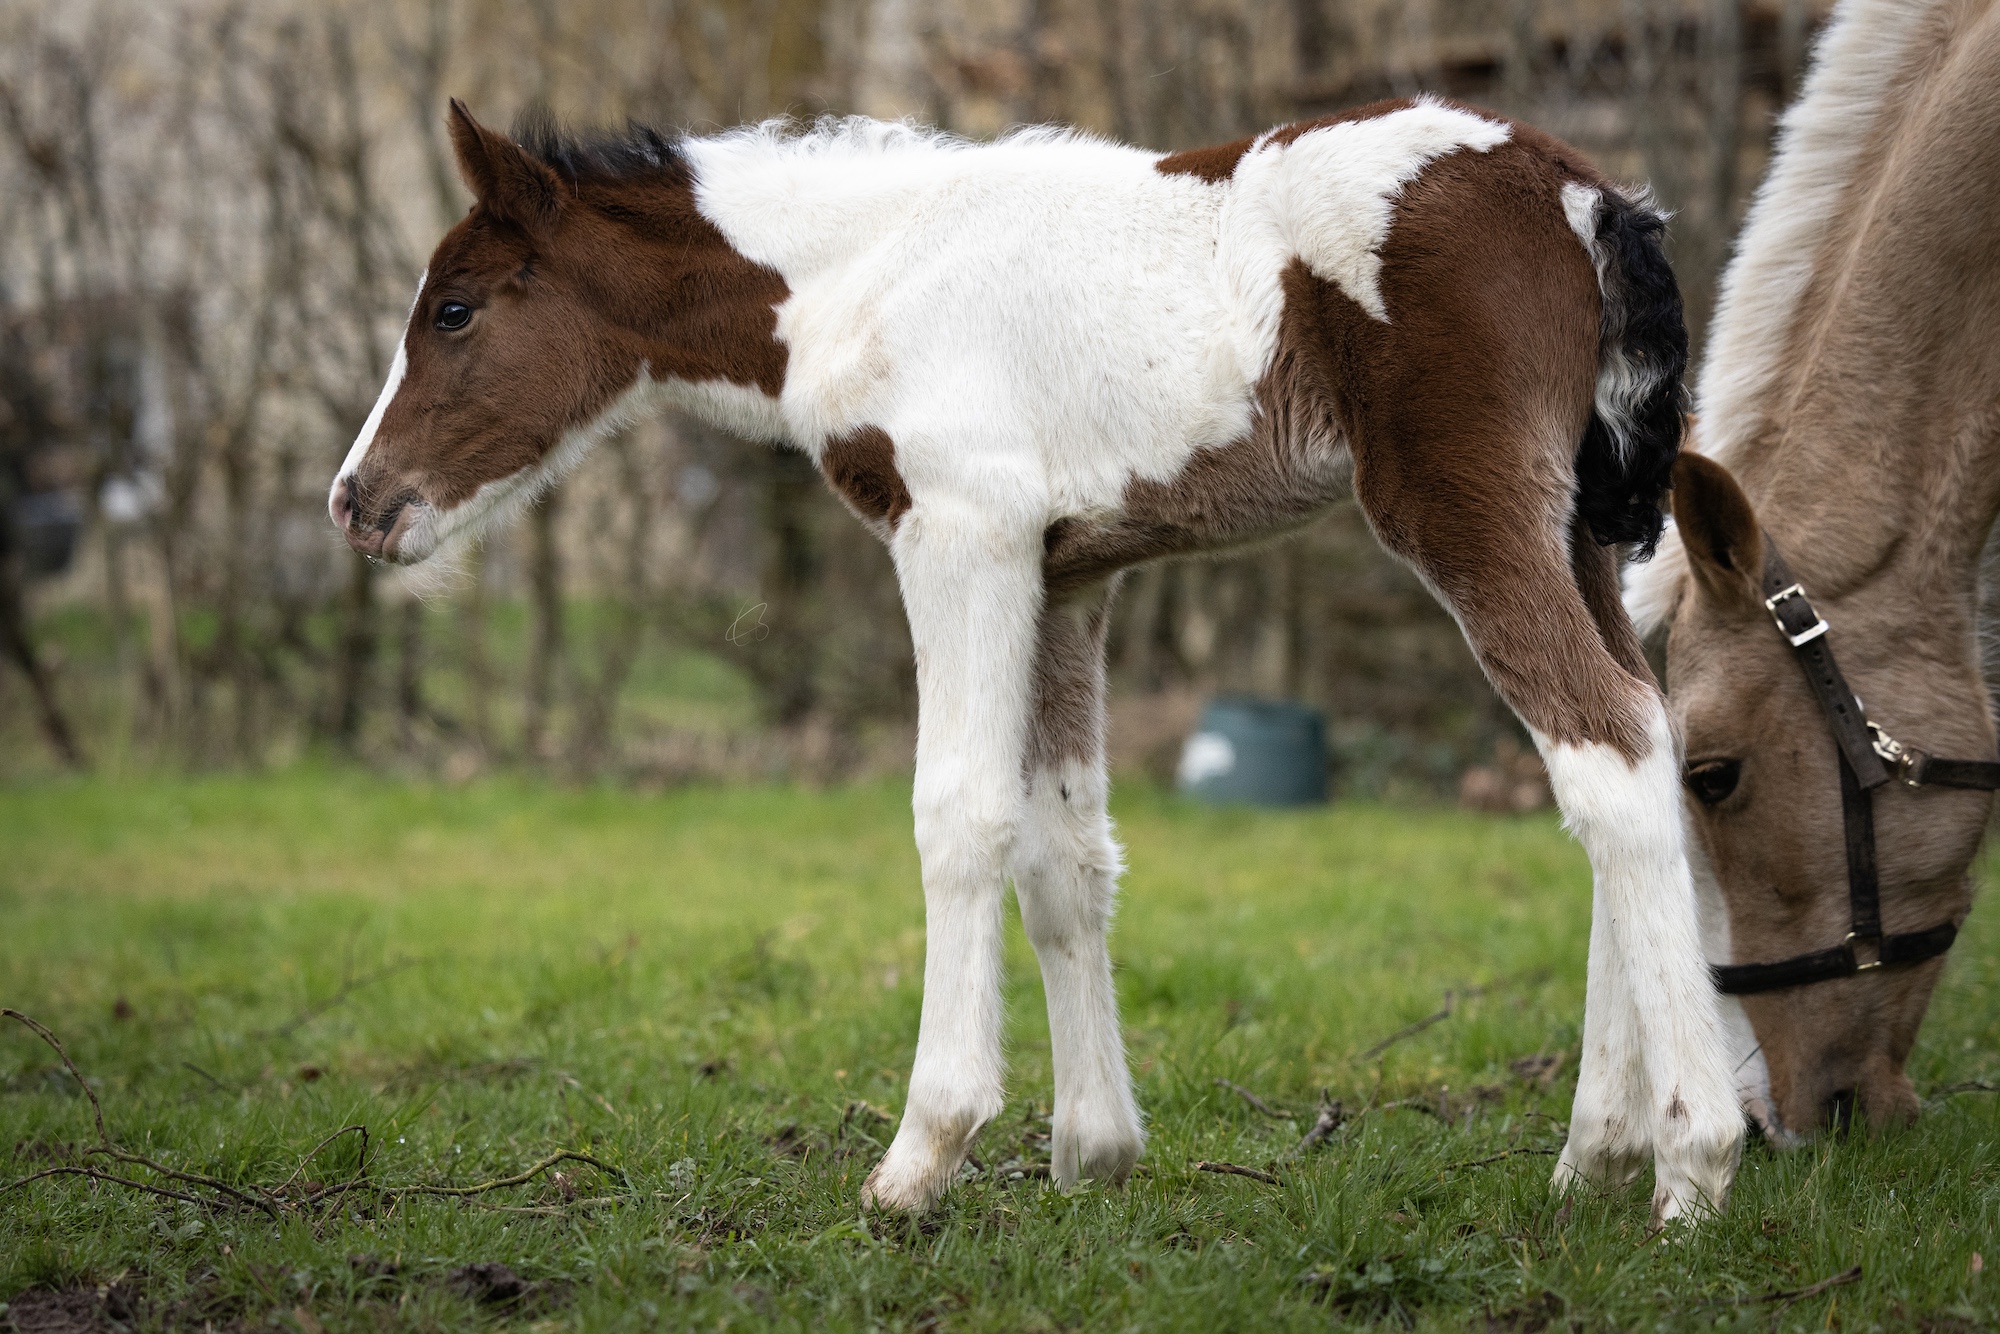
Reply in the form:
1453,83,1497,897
374,491,420,535
1825,1088,1857,1136
331,476,354,530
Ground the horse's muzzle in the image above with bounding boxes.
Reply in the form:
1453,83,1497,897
330,475,420,561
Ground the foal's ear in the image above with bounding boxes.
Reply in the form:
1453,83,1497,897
447,99,565,232
1671,452,1763,603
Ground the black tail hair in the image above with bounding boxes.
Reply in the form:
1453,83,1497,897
1573,187,1689,560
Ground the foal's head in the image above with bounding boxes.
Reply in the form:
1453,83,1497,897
1662,453,1986,1139
327,102,785,564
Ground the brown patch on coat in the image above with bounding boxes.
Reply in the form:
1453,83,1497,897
1154,137,1255,183
1116,117,1658,758
1319,127,1656,758
340,104,789,542
821,426,912,530
1024,580,1119,771
1151,100,1418,185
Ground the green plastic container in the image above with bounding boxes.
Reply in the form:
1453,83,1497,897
1176,696,1328,806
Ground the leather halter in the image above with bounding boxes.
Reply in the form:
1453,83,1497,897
1706,539,1995,996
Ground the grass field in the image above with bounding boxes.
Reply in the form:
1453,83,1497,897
1,772,1996,1331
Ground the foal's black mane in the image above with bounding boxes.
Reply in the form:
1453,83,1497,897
512,106,689,185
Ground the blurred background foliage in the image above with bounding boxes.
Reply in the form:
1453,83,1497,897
0,0,1826,791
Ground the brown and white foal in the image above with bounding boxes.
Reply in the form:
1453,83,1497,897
330,98,1742,1222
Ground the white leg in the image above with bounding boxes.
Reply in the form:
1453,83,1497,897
1539,701,1743,1225
1010,589,1144,1186
861,509,1043,1213
1552,875,1649,1192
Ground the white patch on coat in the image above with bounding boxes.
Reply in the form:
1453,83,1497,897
1535,703,1744,1223
1687,830,1789,1143
677,102,1506,533
1559,180,1600,247
329,271,425,523
1225,97,1510,327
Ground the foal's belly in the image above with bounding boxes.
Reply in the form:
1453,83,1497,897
1040,418,1354,596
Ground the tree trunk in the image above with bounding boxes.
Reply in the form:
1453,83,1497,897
0,562,84,768
328,553,378,748
523,485,565,761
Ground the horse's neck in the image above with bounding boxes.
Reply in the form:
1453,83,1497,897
1716,0,2000,618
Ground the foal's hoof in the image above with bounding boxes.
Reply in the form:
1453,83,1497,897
1551,1130,1648,1196
1648,1110,1743,1227
860,1140,962,1213
859,1161,939,1214
1048,1118,1144,1191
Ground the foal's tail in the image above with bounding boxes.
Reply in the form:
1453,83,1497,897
1568,182,1689,561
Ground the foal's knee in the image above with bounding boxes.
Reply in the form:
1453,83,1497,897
912,777,1019,885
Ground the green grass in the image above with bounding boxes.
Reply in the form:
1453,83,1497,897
1,772,1995,1331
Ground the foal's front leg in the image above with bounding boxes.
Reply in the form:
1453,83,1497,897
861,510,1044,1213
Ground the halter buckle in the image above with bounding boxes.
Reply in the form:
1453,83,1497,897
1764,583,1829,646
1844,931,1884,972
1867,723,1928,785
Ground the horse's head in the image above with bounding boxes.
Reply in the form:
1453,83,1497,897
327,102,786,564
1659,452,1987,1139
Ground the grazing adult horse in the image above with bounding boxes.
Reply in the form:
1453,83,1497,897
329,96,1743,1221
1628,0,2000,1140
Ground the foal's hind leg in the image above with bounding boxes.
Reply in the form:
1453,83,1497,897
1353,448,1740,1226
1011,580,1144,1188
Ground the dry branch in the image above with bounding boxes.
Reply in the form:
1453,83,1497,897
1194,1160,1281,1185
1441,1147,1559,1172
380,1149,630,1199
252,958,421,1040
1695,1266,1863,1308
1929,1081,1999,1101
2,1010,628,1219
1215,1078,1295,1120
1289,1092,1344,1158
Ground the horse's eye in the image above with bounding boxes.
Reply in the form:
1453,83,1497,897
1685,759,1741,806
435,301,472,331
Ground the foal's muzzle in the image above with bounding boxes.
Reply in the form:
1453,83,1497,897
330,474,421,561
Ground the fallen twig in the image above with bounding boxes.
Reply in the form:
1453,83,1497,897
182,1062,233,1092
1442,1147,1560,1172
3,1010,628,1221
466,1195,621,1216
1358,973,1549,1062
3,1009,280,1217
253,958,421,1040
1290,1092,1343,1158
1696,1266,1862,1307
380,1149,629,1199
1194,1160,1281,1185
2,1164,210,1208
1360,996,1461,1061
276,1125,368,1200
1216,1079,1295,1120
1928,1081,1999,1102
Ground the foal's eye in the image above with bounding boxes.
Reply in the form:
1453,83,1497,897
435,301,472,331
1685,759,1741,806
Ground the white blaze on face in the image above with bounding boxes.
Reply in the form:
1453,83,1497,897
327,271,426,526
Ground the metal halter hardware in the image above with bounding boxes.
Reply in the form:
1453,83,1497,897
1705,539,1994,997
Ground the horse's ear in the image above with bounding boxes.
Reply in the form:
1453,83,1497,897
447,99,564,231
1671,452,1763,604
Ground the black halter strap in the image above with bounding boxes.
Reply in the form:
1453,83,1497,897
1708,540,1993,996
